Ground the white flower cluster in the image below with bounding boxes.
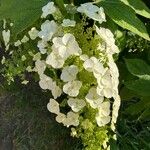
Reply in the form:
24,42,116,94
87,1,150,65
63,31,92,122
81,25,120,126
96,26,119,55
34,33,83,126
1,1,120,133
31,2,120,130
46,33,81,68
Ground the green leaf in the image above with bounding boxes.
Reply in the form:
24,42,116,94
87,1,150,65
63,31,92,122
139,107,150,121
120,87,137,101
125,78,150,96
98,0,150,41
121,0,150,18
125,97,150,115
125,59,150,78
0,0,48,36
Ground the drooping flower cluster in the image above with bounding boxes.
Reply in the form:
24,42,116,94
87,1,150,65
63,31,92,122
2,1,121,149
34,2,120,148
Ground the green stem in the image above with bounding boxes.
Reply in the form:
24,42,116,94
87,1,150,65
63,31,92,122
54,0,68,17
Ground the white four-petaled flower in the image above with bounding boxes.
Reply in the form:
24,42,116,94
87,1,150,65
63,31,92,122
67,98,86,112
47,99,60,114
56,111,79,127
41,2,56,18
97,69,114,98
63,80,82,97
28,27,39,40
51,81,62,99
52,33,81,59
63,111,79,127
83,56,106,78
37,40,48,54
38,20,58,42
35,60,46,75
39,74,53,90
56,113,66,123
46,51,65,68
61,65,79,82
96,101,111,127
85,87,104,109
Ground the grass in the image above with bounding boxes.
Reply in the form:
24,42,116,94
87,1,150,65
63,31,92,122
0,81,82,150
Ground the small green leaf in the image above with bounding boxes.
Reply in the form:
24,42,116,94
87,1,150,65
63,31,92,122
125,59,150,78
0,0,49,36
121,0,150,18
125,79,150,96
98,0,150,41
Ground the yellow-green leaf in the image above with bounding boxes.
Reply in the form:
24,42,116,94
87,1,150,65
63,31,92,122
121,0,150,19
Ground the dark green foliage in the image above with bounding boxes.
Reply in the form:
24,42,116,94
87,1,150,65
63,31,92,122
117,115,150,150
116,28,150,149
